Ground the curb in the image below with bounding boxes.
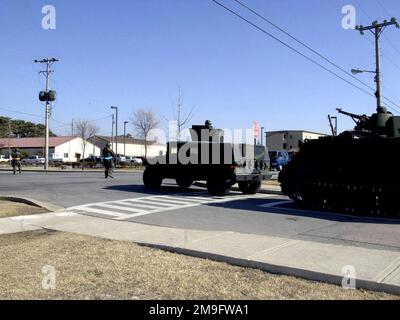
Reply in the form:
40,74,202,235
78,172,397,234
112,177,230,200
193,181,284,196
137,242,400,296
0,196,64,212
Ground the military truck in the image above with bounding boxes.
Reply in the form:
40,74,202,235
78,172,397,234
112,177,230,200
143,121,270,196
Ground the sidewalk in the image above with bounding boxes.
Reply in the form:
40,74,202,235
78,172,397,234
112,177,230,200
1,211,399,295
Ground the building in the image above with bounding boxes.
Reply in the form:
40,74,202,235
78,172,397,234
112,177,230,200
0,136,100,162
89,135,166,158
266,130,328,153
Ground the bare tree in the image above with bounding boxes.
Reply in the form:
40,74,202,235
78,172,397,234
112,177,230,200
160,86,195,141
74,119,99,170
131,108,159,158
174,87,195,141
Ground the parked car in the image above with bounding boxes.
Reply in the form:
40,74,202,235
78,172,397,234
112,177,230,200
21,155,45,165
125,156,143,165
115,154,126,164
268,150,290,171
79,156,103,167
0,155,10,163
50,153,64,163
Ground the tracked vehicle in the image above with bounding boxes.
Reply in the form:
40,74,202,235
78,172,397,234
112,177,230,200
279,107,400,216
143,121,270,196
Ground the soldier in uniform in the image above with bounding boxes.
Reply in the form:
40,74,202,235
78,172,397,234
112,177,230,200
11,148,22,175
102,142,116,179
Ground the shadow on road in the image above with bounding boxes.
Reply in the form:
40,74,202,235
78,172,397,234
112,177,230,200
206,198,400,225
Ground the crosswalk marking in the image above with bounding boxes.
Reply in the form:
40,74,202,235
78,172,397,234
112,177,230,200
143,197,203,205
69,192,272,221
93,203,145,212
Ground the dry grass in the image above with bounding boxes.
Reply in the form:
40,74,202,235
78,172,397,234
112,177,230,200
0,200,46,218
0,230,398,300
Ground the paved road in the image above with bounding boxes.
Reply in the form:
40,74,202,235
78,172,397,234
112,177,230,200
1,171,400,250
0,171,188,208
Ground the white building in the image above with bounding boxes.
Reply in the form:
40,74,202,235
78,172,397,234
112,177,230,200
266,130,328,152
0,136,100,162
89,135,166,158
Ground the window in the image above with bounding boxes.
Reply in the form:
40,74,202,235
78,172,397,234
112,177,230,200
64,153,68,158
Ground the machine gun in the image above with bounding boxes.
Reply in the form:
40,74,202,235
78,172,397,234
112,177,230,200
336,108,371,132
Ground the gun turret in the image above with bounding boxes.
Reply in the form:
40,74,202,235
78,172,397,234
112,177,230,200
336,108,370,122
336,108,371,132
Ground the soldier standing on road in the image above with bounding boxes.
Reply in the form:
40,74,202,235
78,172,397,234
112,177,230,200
11,148,22,175
102,142,116,179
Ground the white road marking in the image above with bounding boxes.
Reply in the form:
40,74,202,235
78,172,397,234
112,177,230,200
69,192,273,221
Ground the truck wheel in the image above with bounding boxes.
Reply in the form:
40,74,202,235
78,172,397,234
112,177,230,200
176,176,193,190
143,167,163,189
238,181,261,194
207,177,230,196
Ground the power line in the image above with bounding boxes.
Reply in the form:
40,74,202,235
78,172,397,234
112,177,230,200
232,0,378,92
233,0,400,111
374,0,400,57
0,107,44,119
211,0,400,113
357,0,400,59
210,0,373,97
376,0,393,18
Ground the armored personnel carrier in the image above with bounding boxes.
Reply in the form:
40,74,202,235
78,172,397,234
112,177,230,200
279,107,400,216
143,121,270,196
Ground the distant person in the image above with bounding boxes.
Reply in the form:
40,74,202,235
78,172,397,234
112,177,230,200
11,148,22,175
102,142,116,179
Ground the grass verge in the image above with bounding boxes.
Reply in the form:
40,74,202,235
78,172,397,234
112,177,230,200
0,200,46,218
0,230,398,300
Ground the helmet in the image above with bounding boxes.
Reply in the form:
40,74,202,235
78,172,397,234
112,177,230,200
106,142,111,147
205,120,212,126
13,148,18,152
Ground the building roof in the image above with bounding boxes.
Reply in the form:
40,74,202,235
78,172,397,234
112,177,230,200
91,135,164,146
266,130,329,136
0,136,76,149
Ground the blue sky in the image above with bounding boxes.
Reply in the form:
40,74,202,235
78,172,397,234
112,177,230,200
1,0,400,137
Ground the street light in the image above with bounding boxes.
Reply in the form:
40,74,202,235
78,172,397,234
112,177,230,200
124,121,128,156
111,106,118,155
351,68,376,75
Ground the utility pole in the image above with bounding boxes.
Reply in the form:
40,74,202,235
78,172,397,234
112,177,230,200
328,115,337,137
124,121,128,156
111,114,115,151
34,58,58,170
261,126,265,146
356,18,399,111
8,120,11,158
111,106,118,155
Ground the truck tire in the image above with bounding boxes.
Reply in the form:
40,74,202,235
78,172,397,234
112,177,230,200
207,177,230,196
143,167,163,189
176,176,194,190
238,181,261,194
